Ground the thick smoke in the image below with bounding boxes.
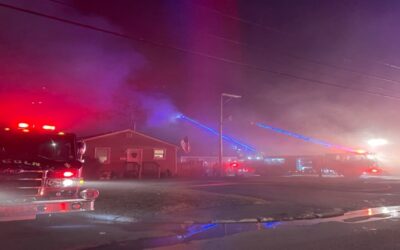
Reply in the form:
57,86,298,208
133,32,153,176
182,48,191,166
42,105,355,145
2,0,400,171
0,0,178,134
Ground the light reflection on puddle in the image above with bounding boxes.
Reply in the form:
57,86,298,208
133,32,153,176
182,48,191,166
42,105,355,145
86,205,400,249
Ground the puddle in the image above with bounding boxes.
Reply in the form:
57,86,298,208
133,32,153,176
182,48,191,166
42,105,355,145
85,205,400,249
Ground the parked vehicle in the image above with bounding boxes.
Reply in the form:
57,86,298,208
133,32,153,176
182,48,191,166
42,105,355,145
0,122,99,222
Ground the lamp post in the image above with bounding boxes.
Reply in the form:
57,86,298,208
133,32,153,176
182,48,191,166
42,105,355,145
219,93,242,176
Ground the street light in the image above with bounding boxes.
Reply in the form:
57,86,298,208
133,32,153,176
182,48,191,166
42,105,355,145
219,93,242,176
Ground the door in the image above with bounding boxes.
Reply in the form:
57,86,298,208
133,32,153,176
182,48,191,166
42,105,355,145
126,148,143,179
126,148,143,163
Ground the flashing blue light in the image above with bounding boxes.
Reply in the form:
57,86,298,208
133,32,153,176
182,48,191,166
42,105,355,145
168,113,184,123
178,223,218,239
263,221,281,229
179,115,257,153
256,123,355,152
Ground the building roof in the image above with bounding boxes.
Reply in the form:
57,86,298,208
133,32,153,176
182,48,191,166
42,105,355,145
82,129,178,148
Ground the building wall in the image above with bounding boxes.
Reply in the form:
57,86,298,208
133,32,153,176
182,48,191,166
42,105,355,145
83,130,177,178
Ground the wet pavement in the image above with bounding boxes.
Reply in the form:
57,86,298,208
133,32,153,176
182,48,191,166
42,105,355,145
84,205,400,249
2,177,400,249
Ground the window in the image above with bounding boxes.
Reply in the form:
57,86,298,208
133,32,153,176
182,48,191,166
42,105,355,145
95,147,111,164
153,149,165,160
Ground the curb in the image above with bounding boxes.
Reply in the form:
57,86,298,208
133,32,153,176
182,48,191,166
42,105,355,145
76,208,346,225
315,208,345,218
78,213,138,224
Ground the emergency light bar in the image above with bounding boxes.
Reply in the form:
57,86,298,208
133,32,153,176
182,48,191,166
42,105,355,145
18,122,29,128
3,122,63,134
42,125,56,130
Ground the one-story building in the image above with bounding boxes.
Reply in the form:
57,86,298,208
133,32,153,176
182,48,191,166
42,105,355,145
82,129,178,179
179,156,238,177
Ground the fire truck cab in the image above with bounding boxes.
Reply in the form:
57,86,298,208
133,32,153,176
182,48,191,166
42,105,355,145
0,123,99,222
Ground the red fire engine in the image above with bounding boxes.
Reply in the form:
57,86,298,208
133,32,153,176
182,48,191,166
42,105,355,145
224,161,256,177
0,122,99,222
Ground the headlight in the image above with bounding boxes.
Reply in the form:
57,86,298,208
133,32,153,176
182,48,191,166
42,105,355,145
46,178,78,187
62,179,74,187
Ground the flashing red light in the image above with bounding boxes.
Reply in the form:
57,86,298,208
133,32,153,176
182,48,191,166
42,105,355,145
22,129,29,133
42,125,56,130
356,149,367,154
371,168,379,173
58,131,65,135
60,202,67,211
230,162,239,167
48,169,79,178
63,171,74,177
18,122,29,128
4,127,10,131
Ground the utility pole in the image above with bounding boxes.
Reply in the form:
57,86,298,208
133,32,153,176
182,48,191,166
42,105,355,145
219,93,242,176
219,94,223,177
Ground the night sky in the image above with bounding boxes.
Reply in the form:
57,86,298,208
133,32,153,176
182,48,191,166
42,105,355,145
1,0,400,166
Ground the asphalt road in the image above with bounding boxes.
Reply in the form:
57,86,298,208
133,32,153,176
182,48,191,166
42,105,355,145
2,176,400,250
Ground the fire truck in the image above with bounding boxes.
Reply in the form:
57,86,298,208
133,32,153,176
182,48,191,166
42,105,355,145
0,122,99,222
224,161,256,177
320,152,381,177
238,152,382,178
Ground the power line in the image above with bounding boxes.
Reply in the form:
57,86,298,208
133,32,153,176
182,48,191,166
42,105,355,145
207,33,400,94
1,2,400,101
194,3,292,37
288,54,400,86
47,0,72,7
198,3,400,83
49,0,400,90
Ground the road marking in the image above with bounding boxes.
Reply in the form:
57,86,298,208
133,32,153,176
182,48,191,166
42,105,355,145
188,182,239,188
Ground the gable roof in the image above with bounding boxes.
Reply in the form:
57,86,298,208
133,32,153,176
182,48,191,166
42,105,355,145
82,129,178,148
